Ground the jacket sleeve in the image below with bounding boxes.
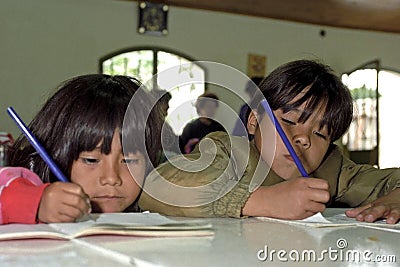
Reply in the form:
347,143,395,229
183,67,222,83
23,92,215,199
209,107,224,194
178,122,193,153
335,157,400,207
0,167,49,224
139,132,269,218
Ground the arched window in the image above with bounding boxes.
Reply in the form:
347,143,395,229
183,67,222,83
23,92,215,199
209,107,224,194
342,60,400,168
99,47,206,135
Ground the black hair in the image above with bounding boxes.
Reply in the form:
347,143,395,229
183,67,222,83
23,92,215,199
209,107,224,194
9,74,162,183
245,77,263,96
153,88,171,117
251,60,353,142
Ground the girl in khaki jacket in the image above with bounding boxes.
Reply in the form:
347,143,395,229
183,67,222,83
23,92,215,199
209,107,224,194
139,60,400,224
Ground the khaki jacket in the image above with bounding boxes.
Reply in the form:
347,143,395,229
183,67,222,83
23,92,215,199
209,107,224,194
139,132,400,218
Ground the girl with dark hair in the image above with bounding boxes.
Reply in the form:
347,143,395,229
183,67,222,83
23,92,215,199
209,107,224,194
0,74,162,224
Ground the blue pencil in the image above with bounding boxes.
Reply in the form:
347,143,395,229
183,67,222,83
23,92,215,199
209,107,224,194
260,100,309,177
7,107,69,182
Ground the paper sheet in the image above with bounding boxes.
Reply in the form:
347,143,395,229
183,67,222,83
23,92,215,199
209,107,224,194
0,213,213,240
256,211,400,232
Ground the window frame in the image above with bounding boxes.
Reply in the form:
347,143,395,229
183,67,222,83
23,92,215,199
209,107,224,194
98,46,207,90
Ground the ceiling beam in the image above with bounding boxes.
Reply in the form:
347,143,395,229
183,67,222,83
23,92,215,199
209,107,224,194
124,0,400,34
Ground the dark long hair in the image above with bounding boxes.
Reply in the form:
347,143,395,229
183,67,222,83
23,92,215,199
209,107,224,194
9,74,162,183
251,60,353,142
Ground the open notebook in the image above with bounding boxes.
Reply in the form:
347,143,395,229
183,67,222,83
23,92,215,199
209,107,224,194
0,213,213,241
256,210,400,233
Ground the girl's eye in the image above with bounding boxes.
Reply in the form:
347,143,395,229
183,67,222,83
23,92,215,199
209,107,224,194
82,157,100,164
122,158,140,165
281,118,296,125
313,131,327,140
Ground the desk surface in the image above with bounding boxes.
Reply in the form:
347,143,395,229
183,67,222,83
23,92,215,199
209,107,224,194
0,209,398,267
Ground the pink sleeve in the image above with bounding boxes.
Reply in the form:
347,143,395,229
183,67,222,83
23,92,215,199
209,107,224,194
0,167,49,224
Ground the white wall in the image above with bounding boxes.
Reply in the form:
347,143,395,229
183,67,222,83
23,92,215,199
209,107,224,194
2,0,400,137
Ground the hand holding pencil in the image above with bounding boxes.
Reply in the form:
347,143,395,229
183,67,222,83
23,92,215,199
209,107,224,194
38,182,91,223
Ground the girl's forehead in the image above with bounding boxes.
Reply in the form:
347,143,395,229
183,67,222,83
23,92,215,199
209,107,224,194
288,98,327,112
202,101,217,108
292,88,308,98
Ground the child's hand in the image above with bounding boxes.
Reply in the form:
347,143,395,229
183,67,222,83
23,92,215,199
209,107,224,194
345,188,400,224
38,182,91,223
243,177,330,219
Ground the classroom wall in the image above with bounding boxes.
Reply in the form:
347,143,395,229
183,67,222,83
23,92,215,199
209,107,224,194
1,0,400,138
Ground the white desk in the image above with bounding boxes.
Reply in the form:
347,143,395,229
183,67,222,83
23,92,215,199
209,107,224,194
0,209,398,267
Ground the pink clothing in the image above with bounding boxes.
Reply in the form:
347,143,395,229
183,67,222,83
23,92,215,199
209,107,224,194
0,167,49,224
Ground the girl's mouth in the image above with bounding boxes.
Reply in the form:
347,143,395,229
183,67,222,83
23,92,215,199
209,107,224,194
93,195,123,200
284,155,294,162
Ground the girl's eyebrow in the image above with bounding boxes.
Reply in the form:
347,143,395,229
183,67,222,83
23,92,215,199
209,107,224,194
285,107,327,127
89,146,102,151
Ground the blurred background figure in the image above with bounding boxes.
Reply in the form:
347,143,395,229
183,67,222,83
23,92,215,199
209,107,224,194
232,77,263,138
179,92,225,154
153,89,180,163
0,132,13,166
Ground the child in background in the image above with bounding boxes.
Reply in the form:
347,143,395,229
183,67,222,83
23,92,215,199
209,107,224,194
1,74,162,224
0,132,13,167
139,59,400,224
179,92,225,154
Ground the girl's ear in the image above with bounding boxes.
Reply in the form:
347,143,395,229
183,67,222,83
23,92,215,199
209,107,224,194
247,110,258,135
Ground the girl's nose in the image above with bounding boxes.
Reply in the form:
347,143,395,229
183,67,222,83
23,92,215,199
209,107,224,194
294,134,311,149
100,164,122,186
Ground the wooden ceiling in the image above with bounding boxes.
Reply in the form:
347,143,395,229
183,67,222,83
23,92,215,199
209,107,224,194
124,0,400,34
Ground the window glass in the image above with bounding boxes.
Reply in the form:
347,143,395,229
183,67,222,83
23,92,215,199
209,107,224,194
157,51,205,134
101,48,205,135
